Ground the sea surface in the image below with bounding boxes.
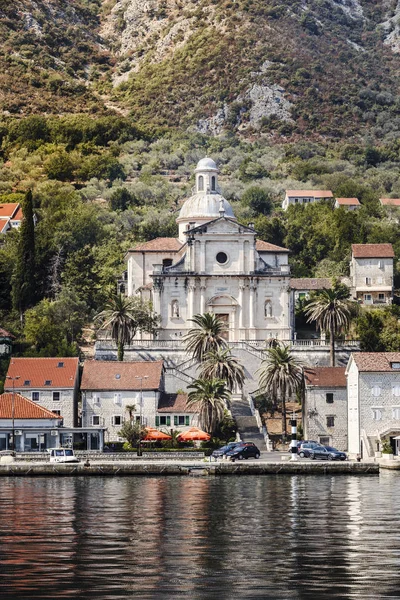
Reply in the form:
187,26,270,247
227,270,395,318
1,474,400,599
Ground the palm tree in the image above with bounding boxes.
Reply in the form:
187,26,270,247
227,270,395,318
186,378,230,435
125,404,136,422
184,313,227,362
95,293,158,361
199,348,245,392
304,286,355,367
257,344,303,441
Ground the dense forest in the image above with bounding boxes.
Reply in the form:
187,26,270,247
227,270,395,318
1,113,400,363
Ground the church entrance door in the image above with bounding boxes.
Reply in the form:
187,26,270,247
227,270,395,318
218,313,229,341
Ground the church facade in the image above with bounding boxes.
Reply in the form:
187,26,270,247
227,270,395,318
125,158,292,342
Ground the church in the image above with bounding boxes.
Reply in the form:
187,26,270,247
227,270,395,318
125,158,292,342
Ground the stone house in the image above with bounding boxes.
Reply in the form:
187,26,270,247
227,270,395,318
125,158,292,342
379,198,400,208
346,353,400,458
350,244,394,305
156,393,199,430
303,367,347,451
5,358,80,428
282,190,333,211
0,202,23,234
0,327,14,356
334,197,360,210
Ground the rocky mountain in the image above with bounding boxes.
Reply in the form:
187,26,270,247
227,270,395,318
1,0,400,140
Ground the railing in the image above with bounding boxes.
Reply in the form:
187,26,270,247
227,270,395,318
249,394,271,450
95,338,360,350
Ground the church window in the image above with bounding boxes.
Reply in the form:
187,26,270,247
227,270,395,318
216,252,228,265
198,175,204,191
211,176,216,191
171,300,180,318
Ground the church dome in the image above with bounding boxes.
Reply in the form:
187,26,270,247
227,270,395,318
195,157,218,172
177,193,236,221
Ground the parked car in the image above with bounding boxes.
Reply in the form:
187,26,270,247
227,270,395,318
49,448,80,463
211,442,243,459
226,442,261,461
297,442,324,458
310,446,347,461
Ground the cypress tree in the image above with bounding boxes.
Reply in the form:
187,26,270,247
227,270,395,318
12,190,36,321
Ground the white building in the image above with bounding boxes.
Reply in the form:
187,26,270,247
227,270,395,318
334,197,360,210
347,353,400,458
303,367,347,451
125,158,292,342
282,190,333,211
5,357,80,428
0,202,23,234
350,244,394,305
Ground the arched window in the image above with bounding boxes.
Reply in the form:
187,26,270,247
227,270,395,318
198,175,204,191
211,176,216,191
171,300,180,319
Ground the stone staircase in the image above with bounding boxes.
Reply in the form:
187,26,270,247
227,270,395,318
230,394,267,450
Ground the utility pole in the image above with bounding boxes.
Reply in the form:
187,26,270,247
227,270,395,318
135,375,148,457
6,375,20,452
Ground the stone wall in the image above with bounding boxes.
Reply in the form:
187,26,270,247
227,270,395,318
304,386,348,451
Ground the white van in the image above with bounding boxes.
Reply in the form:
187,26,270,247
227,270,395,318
49,448,80,463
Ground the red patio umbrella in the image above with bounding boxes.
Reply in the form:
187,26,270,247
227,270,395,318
177,427,211,442
142,428,172,441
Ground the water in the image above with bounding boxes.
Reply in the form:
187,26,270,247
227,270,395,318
1,474,400,599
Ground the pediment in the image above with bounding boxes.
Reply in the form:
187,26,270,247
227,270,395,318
191,217,254,237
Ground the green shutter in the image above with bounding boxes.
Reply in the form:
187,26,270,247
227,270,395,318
155,416,160,426
185,416,190,426
166,416,171,426
174,416,178,426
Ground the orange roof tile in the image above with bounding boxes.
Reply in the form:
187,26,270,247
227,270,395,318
286,190,333,198
304,367,346,388
130,238,183,252
81,360,164,391
0,219,10,233
5,358,79,389
256,240,289,252
157,393,198,413
12,206,23,220
352,244,394,258
0,203,19,219
380,198,400,207
290,278,332,291
335,197,360,205
352,353,400,372
0,392,63,420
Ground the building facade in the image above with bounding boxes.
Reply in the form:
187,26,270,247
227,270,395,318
282,190,333,210
125,158,292,342
334,198,360,210
347,353,400,458
303,367,348,451
350,244,394,305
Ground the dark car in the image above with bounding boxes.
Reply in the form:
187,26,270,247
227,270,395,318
298,442,324,458
309,446,347,461
226,442,261,461
211,442,242,459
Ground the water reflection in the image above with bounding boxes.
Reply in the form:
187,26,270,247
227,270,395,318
1,475,400,599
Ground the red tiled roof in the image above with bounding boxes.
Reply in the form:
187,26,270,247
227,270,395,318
157,393,198,413
256,240,289,252
335,197,360,206
380,198,400,207
290,277,332,291
81,360,164,391
5,358,79,389
286,190,333,198
0,203,19,219
304,367,346,388
12,206,23,220
352,353,400,372
0,220,9,233
0,327,14,338
130,238,183,252
352,244,394,258
0,392,63,420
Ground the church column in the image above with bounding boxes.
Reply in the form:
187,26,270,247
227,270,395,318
200,283,206,314
249,283,256,337
187,280,196,321
200,240,206,273
238,283,245,339
153,277,163,334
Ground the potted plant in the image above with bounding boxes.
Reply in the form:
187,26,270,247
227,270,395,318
381,438,394,460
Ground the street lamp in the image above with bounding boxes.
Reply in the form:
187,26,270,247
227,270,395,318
6,375,20,452
135,375,148,457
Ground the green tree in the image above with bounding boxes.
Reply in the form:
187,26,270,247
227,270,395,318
96,293,159,361
199,348,244,392
186,378,230,435
118,421,143,447
184,313,227,362
305,283,356,366
23,298,80,356
241,186,273,216
257,344,303,441
356,310,385,352
12,190,36,322
109,188,133,211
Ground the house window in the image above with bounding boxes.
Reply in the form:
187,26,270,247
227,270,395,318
44,380,52,386
378,293,385,301
91,415,100,426
32,392,40,402
174,415,190,426
24,380,31,386
52,410,61,416
392,385,400,397
378,260,383,269
326,416,335,428
198,175,204,191
372,409,382,421
114,393,122,405
326,393,334,404
53,392,60,402
163,258,173,268
319,436,330,446
365,277,371,285
392,408,400,420
93,395,101,406
112,415,122,426
156,416,171,426
391,363,400,370
57,362,64,368
371,384,381,397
